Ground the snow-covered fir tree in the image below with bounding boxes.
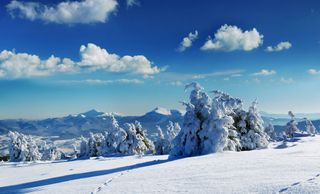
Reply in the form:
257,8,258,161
154,125,171,155
265,123,277,141
119,121,154,155
79,136,89,158
103,116,127,155
8,131,42,162
305,118,316,135
170,83,243,158
170,83,270,158
285,111,300,138
166,121,181,142
41,143,61,161
237,100,269,150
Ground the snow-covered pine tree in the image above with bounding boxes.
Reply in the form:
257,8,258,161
238,100,269,150
41,144,61,161
79,136,89,158
170,83,242,158
154,125,171,155
103,115,127,155
166,121,181,142
265,123,277,141
305,118,316,135
8,131,42,162
285,111,300,138
119,121,154,155
87,132,105,157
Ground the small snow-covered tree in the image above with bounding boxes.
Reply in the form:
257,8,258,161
285,111,300,138
104,116,127,155
265,123,277,141
41,143,61,161
305,118,316,135
166,121,181,142
238,100,269,150
154,126,171,155
119,121,154,155
79,136,89,158
8,131,42,162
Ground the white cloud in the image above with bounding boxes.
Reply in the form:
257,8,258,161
201,24,263,51
177,30,198,52
79,43,160,75
307,69,320,75
0,43,161,78
253,69,276,76
266,41,292,52
7,0,118,24
126,0,139,7
0,50,77,78
63,79,143,85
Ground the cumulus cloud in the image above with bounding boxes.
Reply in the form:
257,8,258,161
177,30,198,52
79,43,160,75
201,24,263,51
307,69,320,75
6,0,118,24
266,41,292,52
0,50,77,78
253,69,276,76
0,43,161,78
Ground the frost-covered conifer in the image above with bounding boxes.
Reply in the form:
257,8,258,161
8,131,42,162
166,121,181,142
79,136,89,158
104,116,127,155
265,123,277,141
170,83,242,158
41,144,61,161
119,121,154,155
305,118,316,135
285,111,300,138
238,100,269,150
154,126,171,155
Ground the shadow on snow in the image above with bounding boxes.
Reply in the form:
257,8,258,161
0,158,173,194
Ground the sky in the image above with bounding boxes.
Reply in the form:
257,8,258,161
0,0,320,119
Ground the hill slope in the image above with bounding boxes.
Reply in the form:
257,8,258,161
1,135,320,194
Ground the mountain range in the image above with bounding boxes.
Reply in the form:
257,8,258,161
0,108,319,140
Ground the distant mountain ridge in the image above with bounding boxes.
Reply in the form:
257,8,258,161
0,108,184,140
0,109,319,140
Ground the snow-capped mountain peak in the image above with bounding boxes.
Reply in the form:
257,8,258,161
81,109,104,118
151,107,171,116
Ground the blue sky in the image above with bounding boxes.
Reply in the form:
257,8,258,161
0,0,320,119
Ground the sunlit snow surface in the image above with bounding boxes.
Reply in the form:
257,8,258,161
1,136,320,194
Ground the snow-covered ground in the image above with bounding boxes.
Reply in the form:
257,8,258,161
1,136,320,194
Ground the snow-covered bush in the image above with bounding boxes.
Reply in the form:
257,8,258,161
8,131,42,162
265,123,277,141
285,111,300,138
305,118,316,135
170,83,270,158
236,100,269,150
154,126,171,155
